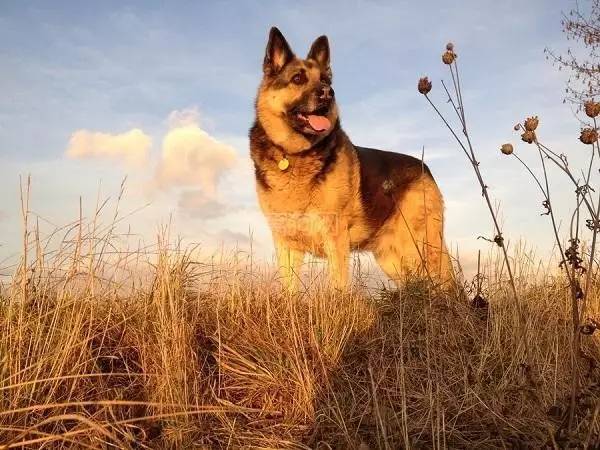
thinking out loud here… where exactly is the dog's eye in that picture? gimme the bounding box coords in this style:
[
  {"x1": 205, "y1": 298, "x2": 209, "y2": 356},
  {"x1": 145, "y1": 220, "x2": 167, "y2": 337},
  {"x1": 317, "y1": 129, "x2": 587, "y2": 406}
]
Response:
[
  {"x1": 291, "y1": 72, "x2": 307, "y2": 85},
  {"x1": 320, "y1": 75, "x2": 331, "y2": 85}
]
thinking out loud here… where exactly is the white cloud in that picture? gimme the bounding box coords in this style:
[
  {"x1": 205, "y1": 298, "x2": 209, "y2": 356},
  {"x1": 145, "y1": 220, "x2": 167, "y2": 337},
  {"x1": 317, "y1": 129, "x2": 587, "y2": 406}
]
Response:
[
  {"x1": 65, "y1": 128, "x2": 151, "y2": 167},
  {"x1": 167, "y1": 107, "x2": 202, "y2": 129},
  {"x1": 154, "y1": 109, "x2": 237, "y2": 197},
  {"x1": 62, "y1": 108, "x2": 238, "y2": 222}
]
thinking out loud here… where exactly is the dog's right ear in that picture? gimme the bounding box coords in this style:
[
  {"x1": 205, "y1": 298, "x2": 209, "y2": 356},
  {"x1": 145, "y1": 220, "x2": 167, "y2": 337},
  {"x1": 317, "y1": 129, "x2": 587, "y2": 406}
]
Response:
[{"x1": 263, "y1": 27, "x2": 294, "y2": 76}]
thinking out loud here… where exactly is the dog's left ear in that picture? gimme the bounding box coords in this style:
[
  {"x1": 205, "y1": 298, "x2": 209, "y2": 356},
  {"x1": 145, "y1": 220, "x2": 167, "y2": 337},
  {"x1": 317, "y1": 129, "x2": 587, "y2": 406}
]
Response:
[{"x1": 307, "y1": 35, "x2": 331, "y2": 73}]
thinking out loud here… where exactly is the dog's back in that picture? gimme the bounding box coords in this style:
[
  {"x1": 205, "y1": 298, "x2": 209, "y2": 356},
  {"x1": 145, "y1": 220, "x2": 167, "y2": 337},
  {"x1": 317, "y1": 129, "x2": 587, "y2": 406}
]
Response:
[{"x1": 355, "y1": 146, "x2": 431, "y2": 239}]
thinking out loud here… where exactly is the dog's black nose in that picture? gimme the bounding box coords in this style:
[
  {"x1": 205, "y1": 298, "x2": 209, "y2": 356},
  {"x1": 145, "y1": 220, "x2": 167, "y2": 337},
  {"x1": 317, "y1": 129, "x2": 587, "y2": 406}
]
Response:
[{"x1": 319, "y1": 85, "x2": 333, "y2": 100}]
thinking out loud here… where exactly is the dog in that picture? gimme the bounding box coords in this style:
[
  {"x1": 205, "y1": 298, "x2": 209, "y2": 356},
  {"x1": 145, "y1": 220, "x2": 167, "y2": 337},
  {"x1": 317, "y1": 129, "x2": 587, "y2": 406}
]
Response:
[{"x1": 250, "y1": 27, "x2": 452, "y2": 290}]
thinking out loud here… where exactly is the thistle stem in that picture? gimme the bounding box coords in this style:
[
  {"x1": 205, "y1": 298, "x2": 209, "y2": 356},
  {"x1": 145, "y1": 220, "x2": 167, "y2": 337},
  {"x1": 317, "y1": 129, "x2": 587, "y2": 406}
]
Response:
[{"x1": 423, "y1": 96, "x2": 522, "y2": 322}]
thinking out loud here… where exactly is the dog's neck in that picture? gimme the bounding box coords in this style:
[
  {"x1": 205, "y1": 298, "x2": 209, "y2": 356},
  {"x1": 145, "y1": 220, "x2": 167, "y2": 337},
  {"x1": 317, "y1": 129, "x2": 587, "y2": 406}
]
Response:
[
  {"x1": 256, "y1": 109, "x2": 314, "y2": 154},
  {"x1": 250, "y1": 118, "x2": 340, "y2": 157},
  {"x1": 249, "y1": 119, "x2": 342, "y2": 189}
]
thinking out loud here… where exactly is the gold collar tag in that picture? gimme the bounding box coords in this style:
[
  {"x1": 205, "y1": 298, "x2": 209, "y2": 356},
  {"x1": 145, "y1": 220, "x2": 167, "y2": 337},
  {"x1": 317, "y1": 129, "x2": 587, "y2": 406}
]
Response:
[{"x1": 278, "y1": 157, "x2": 290, "y2": 171}]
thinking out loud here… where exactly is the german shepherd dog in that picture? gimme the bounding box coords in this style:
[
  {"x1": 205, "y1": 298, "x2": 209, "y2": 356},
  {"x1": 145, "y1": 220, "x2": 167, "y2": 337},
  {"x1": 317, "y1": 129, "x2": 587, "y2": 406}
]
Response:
[{"x1": 250, "y1": 27, "x2": 452, "y2": 290}]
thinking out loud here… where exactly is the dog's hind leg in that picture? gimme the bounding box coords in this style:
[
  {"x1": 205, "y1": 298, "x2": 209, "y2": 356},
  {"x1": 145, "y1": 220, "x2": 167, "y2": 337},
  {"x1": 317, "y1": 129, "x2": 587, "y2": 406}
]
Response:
[
  {"x1": 275, "y1": 240, "x2": 305, "y2": 292},
  {"x1": 373, "y1": 244, "x2": 421, "y2": 285},
  {"x1": 373, "y1": 176, "x2": 453, "y2": 286}
]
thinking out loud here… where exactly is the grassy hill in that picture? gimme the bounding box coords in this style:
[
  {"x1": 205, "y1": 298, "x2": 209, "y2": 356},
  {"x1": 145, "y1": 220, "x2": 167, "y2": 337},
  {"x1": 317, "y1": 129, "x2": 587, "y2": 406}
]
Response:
[{"x1": 0, "y1": 235, "x2": 598, "y2": 449}]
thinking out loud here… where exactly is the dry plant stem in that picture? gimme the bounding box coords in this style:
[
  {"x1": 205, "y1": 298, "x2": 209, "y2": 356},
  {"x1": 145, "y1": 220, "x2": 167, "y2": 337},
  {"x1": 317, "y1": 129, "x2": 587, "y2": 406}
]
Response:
[
  {"x1": 584, "y1": 137, "x2": 596, "y2": 194},
  {"x1": 535, "y1": 140, "x2": 585, "y2": 432},
  {"x1": 581, "y1": 118, "x2": 600, "y2": 322},
  {"x1": 532, "y1": 144, "x2": 578, "y2": 292},
  {"x1": 534, "y1": 137, "x2": 600, "y2": 307},
  {"x1": 19, "y1": 175, "x2": 31, "y2": 304},
  {"x1": 512, "y1": 154, "x2": 547, "y2": 196},
  {"x1": 449, "y1": 62, "x2": 466, "y2": 130},
  {"x1": 423, "y1": 94, "x2": 521, "y2": 317},
  {"x1": 582, "y1": 192, "x2": 600, "y2": 321},
  {"x1": 438, "y1": 68, "x2": 519, "y2": 312},
  {"x1": 529, "y1": 123, "x2": 600, "y2": 434},
  {"x1": 534, "y1": 142, "x2": 581, "y2": 432},
  {"x1": 574, "y1": 190, "x2": 600, "y2": 433},
  {"x1": 537, "y1": 142, "x2": 597, "y2": 218},
  {"x1": 512, "y1": 150, "x2": 577, "y2": 298}
]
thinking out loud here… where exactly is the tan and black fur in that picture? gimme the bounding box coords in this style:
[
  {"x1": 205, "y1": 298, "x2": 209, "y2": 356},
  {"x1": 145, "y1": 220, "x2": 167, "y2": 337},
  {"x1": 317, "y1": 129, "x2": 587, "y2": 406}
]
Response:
[{"x1": 250, "y1": 27, "x2": 452, "y2": 289}]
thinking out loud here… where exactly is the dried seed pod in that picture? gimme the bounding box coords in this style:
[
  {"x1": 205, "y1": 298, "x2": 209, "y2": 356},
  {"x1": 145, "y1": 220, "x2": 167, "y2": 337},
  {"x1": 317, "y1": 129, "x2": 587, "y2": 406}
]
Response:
[
  {"x1": 580, "y1": 127, "x2": 598, "y2": 144},
  {"x1": 513, "y1": 123, "x2": 521, "y2": 131},
  {"x1": 584, "y1": 100, "x2": 600, "y2": 118},
  {"x1": 500, "y1": 143, "x2": 514, "y2": 155},
  {"x1": 471, "y1": 294, "x2": 489, "y2": 309},
  {"x1": 446, "y1": 42, "x2": 454, "y2": 51},
  {"x1": 524, "y1": 116, "x2": 539, "y2": 131},
  {"x1": 580, "y1": 324, "x2": 596, "y2": 335},
  {"x1": 493, "y1": 235, "x2": 504, "y2": 247},
  {"x1": 521, "y1": 130, "x2": 536, "y2": 144},
  {"x1": 418, "y1": 76, "x2": 432, "y2": 95},
  {"x1": 442, "y1": 51, "x2": 456, "y2": 65}
]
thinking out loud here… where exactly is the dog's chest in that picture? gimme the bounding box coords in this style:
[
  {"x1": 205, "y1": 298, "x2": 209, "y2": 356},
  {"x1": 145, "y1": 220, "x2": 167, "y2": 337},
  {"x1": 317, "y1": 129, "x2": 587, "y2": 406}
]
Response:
[
  {"x1": 259, "y1": 165, "x2": 344, "y2": 218},
  {"x1": 256, "y1": 158, "x2": 352, "y2": 253}
]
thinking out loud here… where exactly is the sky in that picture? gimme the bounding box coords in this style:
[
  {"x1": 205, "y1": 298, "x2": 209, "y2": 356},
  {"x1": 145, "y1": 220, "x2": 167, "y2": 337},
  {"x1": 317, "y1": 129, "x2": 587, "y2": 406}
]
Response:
[{"x1": 0, "y1": 0, "x2": 593, "y2": 276}]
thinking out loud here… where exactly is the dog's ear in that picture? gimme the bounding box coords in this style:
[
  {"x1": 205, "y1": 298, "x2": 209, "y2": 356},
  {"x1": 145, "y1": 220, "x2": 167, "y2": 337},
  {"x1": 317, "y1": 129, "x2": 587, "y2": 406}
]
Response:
[
  {"x1": 263, "y1": 27, "x2": 294, "y2": 76},
  {"x1": 307, "y1": 35, "x2": 330, "y2": 73}
]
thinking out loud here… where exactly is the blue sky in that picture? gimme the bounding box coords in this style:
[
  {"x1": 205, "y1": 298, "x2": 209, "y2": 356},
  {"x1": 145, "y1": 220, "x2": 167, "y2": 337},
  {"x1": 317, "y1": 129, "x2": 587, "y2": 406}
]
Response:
[{"x1": 0, "y1": 0, "x2": 590, "y2": 273}]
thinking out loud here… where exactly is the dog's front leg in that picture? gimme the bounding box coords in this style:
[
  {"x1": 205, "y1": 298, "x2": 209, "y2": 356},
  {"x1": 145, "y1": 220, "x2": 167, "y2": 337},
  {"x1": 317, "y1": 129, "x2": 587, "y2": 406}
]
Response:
[
  {"x1": 324, "y1": 225, "x2": 350, "y2": 290},
  {"x1": 275, "y1": 239, "x2": 304, "y2": 293}
]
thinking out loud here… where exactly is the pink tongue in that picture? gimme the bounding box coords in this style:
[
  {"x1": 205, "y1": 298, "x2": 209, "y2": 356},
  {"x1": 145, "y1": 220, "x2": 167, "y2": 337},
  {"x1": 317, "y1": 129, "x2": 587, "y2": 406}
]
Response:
[{"x1": 307, "y1": 115, "x2": 331, "y2": 132}]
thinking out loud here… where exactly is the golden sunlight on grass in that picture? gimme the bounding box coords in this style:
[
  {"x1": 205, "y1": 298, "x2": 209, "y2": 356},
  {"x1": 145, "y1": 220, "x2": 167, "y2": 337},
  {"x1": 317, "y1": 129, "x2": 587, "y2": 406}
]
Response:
[{"x1": 0, "y1": 200, "x2": 598, "y2": 449}]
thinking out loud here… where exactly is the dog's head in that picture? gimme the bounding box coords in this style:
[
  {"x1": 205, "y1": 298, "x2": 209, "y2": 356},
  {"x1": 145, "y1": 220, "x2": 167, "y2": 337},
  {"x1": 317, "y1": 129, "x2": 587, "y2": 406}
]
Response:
[{"x1": 255, "y1": 27, "x2": 339, "y2": 154}]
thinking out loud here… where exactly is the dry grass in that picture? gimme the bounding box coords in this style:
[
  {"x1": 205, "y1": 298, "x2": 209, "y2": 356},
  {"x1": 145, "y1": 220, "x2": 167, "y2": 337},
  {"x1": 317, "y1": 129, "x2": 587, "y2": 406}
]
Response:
[{"x1": 0, "y1": 213, "x2": 598, "y2": 450}]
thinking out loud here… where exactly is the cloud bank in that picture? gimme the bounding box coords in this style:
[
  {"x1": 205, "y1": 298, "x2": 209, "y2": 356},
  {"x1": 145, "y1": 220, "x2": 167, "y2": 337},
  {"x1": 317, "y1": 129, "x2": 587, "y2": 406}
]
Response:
[
  {"x1": 65, "y1": 129, "x2": 151, "y2": 167},
  {"x1": 155, "y1": 109, "x2": 237, "y2": 197},
  {"x1": 65, "y1": 108, "x2": 240, "y2": 221}
]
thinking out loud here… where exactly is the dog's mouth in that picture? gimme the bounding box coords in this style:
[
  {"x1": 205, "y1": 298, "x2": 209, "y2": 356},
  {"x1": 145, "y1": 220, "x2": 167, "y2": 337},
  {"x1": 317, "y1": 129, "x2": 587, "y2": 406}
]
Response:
[{"x1": 290, "y1": 105, "x2": 332, "y2": 133}]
